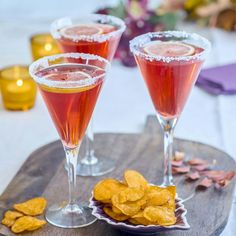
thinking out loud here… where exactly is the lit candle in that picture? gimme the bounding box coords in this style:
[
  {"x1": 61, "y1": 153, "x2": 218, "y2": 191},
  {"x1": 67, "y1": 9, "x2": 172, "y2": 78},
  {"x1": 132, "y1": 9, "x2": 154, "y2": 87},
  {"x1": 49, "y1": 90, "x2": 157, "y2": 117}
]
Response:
[
  {"x1": 0, "y1": 66, "x2": 37, "y2": 111},
  {"x1": 6, "y1": 79, "x2": 31, "y2": 101},
  {"x1": 30, "y1": 33, "x2": 61, "y2": 60}
]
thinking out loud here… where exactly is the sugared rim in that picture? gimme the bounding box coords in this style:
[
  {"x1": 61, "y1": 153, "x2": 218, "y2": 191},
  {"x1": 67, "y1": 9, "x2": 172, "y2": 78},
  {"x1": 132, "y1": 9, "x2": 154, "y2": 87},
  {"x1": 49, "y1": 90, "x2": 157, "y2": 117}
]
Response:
[
  {"x1": 130, "y1": 31, "x2": 211, "y2": 63},
  {"x1": 29, "y1": 53, "x2": 110, "y2": 88},
  {"x1": 51, "y1": 14, "x2": 126, "y2": 43}
]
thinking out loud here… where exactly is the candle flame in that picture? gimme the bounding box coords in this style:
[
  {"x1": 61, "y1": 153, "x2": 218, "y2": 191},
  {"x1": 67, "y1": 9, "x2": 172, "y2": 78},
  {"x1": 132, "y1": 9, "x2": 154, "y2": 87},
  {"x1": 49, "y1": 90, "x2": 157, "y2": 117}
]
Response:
[
  {"x1": 44, "y1": 43, "x2": 52, "y2": 51},
  {"x1": 16, "y1": 79, "x2": 23, "y2": 87}
]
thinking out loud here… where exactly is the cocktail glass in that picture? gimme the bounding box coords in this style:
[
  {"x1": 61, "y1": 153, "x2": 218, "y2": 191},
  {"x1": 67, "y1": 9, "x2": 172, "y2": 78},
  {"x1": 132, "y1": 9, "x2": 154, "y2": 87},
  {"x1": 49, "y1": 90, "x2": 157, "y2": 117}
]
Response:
[
  {"x1": 130, "y1": 31, "x2": 211, "y2": 186},
  {"x1": 29, "y1": 53, "x2": 109, "y2": 228},
  {"x1": 51, "y1": 14, "x2": 126, "y2": 176}
]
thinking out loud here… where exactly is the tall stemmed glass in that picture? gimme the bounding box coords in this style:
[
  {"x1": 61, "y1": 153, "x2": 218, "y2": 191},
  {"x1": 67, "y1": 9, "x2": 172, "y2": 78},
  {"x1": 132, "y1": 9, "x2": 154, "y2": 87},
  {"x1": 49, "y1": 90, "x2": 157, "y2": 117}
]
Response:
[
  {"x1": 29, "y1": 53, "x2": 109, "y2": 228},
  {"x1": 51, "y1": 14, "x2": 126, "y2": 176},
  {"x1": 130, "y1": 31, "x2": 211, "y2": 186}
]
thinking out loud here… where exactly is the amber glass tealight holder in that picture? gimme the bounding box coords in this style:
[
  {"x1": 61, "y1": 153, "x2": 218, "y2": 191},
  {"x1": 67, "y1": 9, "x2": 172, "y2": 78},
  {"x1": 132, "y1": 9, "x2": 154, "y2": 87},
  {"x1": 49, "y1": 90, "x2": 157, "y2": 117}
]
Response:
[
  {"x1": 0, "y1": 65, "x2": 37, "y2": 111},
  {"x1": 30, "y1": 33, "x2": 60, "y2": 61}
]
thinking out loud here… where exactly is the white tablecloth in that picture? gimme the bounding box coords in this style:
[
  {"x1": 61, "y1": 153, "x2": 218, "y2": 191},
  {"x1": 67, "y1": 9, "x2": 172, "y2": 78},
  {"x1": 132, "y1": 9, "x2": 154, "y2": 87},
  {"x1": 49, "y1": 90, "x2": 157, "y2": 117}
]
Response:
[{"x1": 0, "y1": 0, "x2": 236, "y2": 235}]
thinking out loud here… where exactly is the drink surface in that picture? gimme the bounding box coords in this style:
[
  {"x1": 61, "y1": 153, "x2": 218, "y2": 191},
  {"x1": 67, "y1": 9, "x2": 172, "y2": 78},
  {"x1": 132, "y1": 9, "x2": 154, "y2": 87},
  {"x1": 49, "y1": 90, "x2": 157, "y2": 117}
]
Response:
[
  {"x1": 36, "y1": 64, "x2": 104, "y2": 148},
  {"x1": 58, "y1": 23, "x2": 121, "y2": 61},
  {"x1": 135, "y1": 41, "x2": 203, "y2": 119}
]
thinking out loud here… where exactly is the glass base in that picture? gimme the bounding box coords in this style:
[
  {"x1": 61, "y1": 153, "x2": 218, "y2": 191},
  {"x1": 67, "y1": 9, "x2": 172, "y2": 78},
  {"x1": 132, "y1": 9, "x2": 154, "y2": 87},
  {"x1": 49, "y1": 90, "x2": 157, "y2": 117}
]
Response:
[
  {"x1": 45, "y1": 202, "x2": 96, "y2": 228},
  {"x1": 76, "y1": 155, "x2": 115, "y2": 176}
]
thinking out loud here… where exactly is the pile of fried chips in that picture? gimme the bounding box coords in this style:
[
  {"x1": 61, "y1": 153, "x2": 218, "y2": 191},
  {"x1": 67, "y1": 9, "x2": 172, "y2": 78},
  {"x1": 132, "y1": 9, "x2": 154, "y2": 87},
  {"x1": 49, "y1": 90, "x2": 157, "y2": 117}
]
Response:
[
  {"x1": 1, "y1": 197, "x2": 47, "y2": 233},
  {"x1": 93, "y1": 170, "x2": 177, "y2": 226}
]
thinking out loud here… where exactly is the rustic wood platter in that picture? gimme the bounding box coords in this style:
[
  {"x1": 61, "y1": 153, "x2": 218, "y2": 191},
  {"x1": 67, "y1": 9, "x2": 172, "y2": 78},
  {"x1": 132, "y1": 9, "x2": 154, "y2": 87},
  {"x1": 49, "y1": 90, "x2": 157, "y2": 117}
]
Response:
[{"x1": 0, "y1": 115, "x2": 235, "y2": 236}]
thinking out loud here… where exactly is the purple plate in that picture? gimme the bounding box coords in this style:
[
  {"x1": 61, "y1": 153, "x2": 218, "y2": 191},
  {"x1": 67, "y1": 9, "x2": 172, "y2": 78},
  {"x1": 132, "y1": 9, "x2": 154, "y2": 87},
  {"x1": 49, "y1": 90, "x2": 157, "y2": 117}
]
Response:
[{"x1": 89, "y1": 194, "x2": 190, "y2": 234}]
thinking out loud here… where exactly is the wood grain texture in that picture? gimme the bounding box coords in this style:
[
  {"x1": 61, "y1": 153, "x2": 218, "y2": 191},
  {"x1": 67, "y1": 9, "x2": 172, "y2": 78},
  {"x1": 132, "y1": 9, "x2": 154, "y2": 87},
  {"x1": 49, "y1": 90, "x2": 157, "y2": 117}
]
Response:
[{"x1": 0, "y1": 115, "x2": 235, "y2": 236}]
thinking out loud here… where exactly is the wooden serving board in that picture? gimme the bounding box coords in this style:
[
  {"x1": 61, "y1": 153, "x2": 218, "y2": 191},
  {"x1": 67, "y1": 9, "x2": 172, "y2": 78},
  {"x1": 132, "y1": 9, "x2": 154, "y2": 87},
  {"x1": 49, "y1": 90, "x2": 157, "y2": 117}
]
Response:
[{"x1": 0, "y1": 116, "x2": 235, "y2": 236}]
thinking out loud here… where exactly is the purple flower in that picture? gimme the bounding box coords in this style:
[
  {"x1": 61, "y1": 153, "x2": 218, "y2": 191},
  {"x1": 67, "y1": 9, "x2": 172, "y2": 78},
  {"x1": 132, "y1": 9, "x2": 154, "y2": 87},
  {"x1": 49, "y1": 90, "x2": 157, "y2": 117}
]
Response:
[{"x1": 95, "y1": 8, "x2": 110, "y2": 15}]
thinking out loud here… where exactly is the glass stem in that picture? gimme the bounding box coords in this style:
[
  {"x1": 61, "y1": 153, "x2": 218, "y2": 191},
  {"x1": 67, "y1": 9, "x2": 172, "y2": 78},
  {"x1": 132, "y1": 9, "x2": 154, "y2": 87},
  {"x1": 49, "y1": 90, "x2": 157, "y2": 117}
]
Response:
[
  {"x1": 163, "y1": 129, "x2": 174, "y2": 186},
  {"x1": 64, "y1": 146, "x2": 80, "y2": 207},
  {"x1": 85, "y1": 126, "x2": 95, "y2": 161},
  {"x1": 82, "y1": 119, "x2": 98, "y2": 165}
]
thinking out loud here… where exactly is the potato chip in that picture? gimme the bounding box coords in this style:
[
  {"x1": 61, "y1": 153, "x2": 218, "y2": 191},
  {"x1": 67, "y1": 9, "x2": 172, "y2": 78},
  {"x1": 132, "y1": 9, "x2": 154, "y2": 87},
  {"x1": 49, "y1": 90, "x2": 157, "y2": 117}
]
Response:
[
  {"x1": 94, "y1": 179, "x2": 126, "y2": 203},
  {"x1": 135, "y1": 196, "x2": 147, "y2": 208},
  {"x1": 118, "y1": 188, "x2": 144, "y2": 203},
  {"x1": 4, "y1": 210, "x2": 23, "y2": 220},
  {"x1": 132, "y1": 211, "x2": 144, "y2": 218},
  {"x1": 163, "y1": 198, "x2": 175, "y2": 211},
  {"x1": 2, "y1": 218, "x2": 15, "y2": 227},
  {"x1": 147, "y1": 185, "x2": 175, "y2": 198},
  {"x1": 166, "y1": 186, "x2": 176, "y2": 199},
  {"x1": 94, "y1": 170, "x2": 177, "y2": 227},
  {"x1": 112, "y1": 205, "x2": 122, "y2": 214},
  {"x1": 1, "y1": 210, "x2": 24, "y2": 228},
  {"x1": 112, "y1": 194, "x2": 141, "y2": 216},
  {"x1": 103, "y1": 207, "x2": 129, "y2": 221},
  {"x1": 128, "y1": 218, "x2": 141, "y2": 225},
  {"x1": 11, "y1": 216, "x2": 46, "y2": 233},
  {"x1": 14, "y1": 197, "x2": 47, "y2": 216},
  {"x1": 147, "y1": 185, "x2": 164, "y2": 193},
  {"x1": 124, "y1": 170, "x2": 148, "y2": 190},
  {"x1": 145, "y1": 189, "x2": 171, "y2": 207},
  {"x1": 129, "y1": 211, "x2": 152, "y2": 225},
  {"x1": 143, "y1": 206, "x2": 176, "y2": 226},
  {"x1": 129, "y1": 217, "x2": 151, "y2": 226}
]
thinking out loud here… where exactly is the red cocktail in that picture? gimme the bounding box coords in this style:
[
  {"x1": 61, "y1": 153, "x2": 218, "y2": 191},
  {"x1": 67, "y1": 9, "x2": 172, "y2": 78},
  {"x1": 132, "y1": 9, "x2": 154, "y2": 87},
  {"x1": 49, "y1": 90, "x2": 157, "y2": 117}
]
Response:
[
  {"x1": 130, "y1": 32, "x2": 211, "y2": 186},
  {"x1": 29, "y1": 53, "x2": 109, "y2": 228},
  {"x1": 136, "y1": 42, "x2": 203, "y2": 119},
  {"x1": 51, "y1": 14, "x2": 125, "y2": 177},
  {"x1": 37, "y1": 64, "x2": 105, "y2": 148},
  {"x1": 58, "y1": 23, "x2": 119, "y2": 61},
  {"x1": 51, "y1": 14, "x2": 125, "y2": 61}
]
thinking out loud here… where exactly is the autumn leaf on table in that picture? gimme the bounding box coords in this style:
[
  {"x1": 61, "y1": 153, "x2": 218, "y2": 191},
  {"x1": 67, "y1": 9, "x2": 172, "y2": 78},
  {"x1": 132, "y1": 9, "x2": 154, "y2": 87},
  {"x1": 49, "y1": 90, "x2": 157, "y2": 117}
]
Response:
[
  {"x1": 197, "y1": 178, "x2": 213, "y2": 189},
  {"x1": 215, "y1": 171, "x2": 236, "y2": 189},
  {"x1": 202, "y1": 170, "x2": 226, "y2": 181},
  {"x1": 192, "y1": 164, "x2": 210, "y2": 172},
  {"x1": 188, "y1": 158, "x2": 209, "y2": 166},
  {"x1": 186, "y1": 172, "x2": 200, "y2": 181},
  {"x1": 171, "y1": 160, "x2": 183, "y2": 167},
  {"x1": 172, "y1": 166, "x2": 190, "y2": 174},
  {"x1": 173, "y1": 151, "x2": 185, "y2": 161}
]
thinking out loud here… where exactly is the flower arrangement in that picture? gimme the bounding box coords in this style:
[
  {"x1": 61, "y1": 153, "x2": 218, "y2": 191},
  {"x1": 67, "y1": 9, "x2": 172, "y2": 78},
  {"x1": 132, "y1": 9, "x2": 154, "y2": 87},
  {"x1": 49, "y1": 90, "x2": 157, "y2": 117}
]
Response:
[
  {"x1": 96, "y1": 0, "x2": 236, "y2": 66},
  {"x1": 184, "y1": 0, "x2": 236, "y2": 31},
  {"x1": 96, "y1": 0, "x2": 181, "y2": 66}
]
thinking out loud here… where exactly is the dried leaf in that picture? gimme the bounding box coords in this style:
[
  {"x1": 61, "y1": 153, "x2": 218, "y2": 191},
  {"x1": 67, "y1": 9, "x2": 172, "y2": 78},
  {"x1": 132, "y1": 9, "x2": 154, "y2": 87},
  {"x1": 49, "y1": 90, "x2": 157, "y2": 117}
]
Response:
[
  {"x1": 188, "y1": 158, "x2": 208, "y2": 166},
  {"x1": 171, "y1": 160, "x2": 183, "y2": 167},
  {"x1": 203, "y1": 170, "x2": 226, "y2": 182},
  {"x1": 172, "y1": 166, "x2": 190, "y2": 174},
  {"x1": 214, "y1": 171, "x2": 235, "y2": 190},
  {"x1": 224, "y1": 171, "x2": 236, "y2": 181},
  {"x1": 197, "y1": 178, "x2": 213, "y2": 189},
  {"x1": 215, "y1": 179, "x2": 231, "y2": 189},
  {"x1": 192, "y1": 164, "x2": 209, "y2": 172},
  {"x1": 185, "y1": 172, "x2": 200, "y2": 181},
  {"x1": 173, "y1": 151, "x2": 185, "y2": 161}
]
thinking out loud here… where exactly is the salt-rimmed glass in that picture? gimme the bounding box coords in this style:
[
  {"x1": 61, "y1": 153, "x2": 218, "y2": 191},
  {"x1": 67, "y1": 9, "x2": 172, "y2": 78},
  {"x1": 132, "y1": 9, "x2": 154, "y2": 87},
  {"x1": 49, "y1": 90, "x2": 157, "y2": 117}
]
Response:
[
  {"x1": 51, "y1": 14, "x2": 126, "y2": 44},
  {"x1": 51, "y1": 14, "x2": 126, "y2": 177},
  {"x1": 130, "y1": 31, "x2": 211, "y2": 186},
  {"x1": 29, "y1": 53, "x2": 110, "y2": 228}
]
